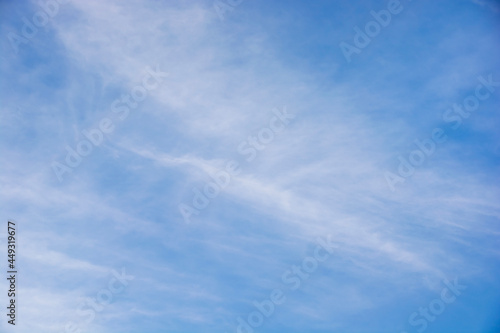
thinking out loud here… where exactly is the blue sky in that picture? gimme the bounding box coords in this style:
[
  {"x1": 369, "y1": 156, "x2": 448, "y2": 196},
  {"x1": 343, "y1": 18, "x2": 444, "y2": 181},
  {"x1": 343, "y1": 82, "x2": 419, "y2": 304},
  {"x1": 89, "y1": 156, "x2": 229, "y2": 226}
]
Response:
[{"x1": 0, "y1": 0, "x2": 499, "y2": 332}]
